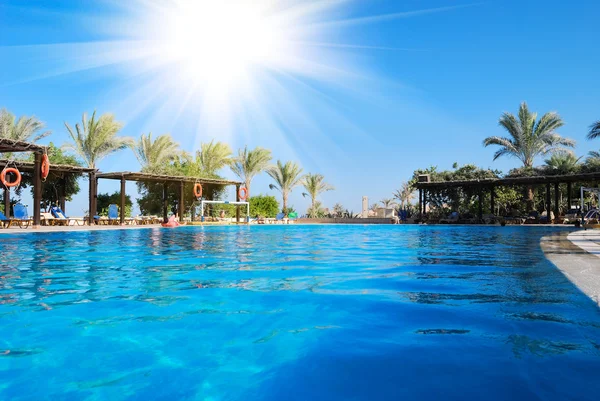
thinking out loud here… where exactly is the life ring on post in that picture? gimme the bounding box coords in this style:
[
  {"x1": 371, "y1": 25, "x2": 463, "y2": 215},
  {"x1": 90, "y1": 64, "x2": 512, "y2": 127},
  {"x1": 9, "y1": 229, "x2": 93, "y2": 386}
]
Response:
[
  {"x1": 1, "y1": 168, "x2": 22, "y2": 188},
  {"x1": 238, "y1": 187, "x2": 248, "y2": 201},
  {"x1": 41, "y1": 154, "x2": 50, "y2": 181},
  {"x1": 193, "y1": 183, "x2": 203, "y2": 198}
]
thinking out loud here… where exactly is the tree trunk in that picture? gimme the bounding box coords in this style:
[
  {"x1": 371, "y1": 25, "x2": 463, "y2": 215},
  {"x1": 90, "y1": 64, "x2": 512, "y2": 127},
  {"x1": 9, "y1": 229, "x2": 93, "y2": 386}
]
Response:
[{"x1": 282, "y1": 192, "x2": 288, "y2": 213}]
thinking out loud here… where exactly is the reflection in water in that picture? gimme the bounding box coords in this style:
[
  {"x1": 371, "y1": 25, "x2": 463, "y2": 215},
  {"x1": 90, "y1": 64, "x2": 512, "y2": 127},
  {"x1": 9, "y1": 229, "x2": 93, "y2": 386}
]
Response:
[{"x1": 0, "y1": 225, "x2": 599, "y2": 400}]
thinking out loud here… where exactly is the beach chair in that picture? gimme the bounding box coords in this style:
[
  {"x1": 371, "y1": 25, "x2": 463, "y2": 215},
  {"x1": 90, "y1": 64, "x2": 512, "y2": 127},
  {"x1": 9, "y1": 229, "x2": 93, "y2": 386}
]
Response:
[
  {"x1": 41, "y1": 212, "x2": 58, "y2": 226},
  {"x1": 288, "y1": 212, "x2": 298, "y2": 224},
  {"x1": 107, "y1": 204, "x2": 120, "y2": 225},
  {"x1": 0, "y1": 211, "x2": 16, "y2": 228},
  {"x1": 51, "y1": 206, "x2": 85, "y2": 226},
  {"x1": 275, "y1": 212, "x2": 285, "y2": 224},
  {"x1": 12, "y1": 203, "x2": 32, "y2": 228}
]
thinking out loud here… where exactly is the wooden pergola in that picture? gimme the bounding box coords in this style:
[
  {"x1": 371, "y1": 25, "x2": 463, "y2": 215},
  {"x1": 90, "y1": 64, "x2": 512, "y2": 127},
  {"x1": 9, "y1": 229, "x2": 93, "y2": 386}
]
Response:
[
  {"x1": 415, "y1": 171, "x2": 600, "y2": 222},
  {"x1": 96, "y1": 171, "x2": 243, "y2": 224},
  {"x1": 0, "y1": 158, "x2": 96, "y2": 224},
  {"x1": 1, "y1": 139, "x2": 48, "y2": 227}
]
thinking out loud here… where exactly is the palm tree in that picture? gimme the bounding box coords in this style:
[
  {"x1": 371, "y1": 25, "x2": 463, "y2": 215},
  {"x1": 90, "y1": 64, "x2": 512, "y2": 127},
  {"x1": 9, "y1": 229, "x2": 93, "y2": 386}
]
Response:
[
  {"x1": 302, "y1": 173, "x2": 334, "y2": 217},
  {"x1": 332, "y1": 203, "x2": 345, "y2": 218},
  {"x1": 0, "y1": 108, "x2": 50, "y2": 142},
  {"x1": 586, "y1": 150, "x2": 600, "y2": 165},
  {"x1": 267, "y1": 160, "x2": 304, "y2": 213},
  {"x1": 544, "y1": 152, "x2": 582, "y2": 174},
  {"x1": 393, "y1": 181, "x2": 413, "y2": 208},
  {"x1": 483, "y1": 102, "x2": 575, "y2": 208},
  {"x1": 380, "y1": 198, "x2": 396, "y2": 209},
  {"x1": 230, "y1": 146, "x2": 272, "y2": 197},
  {"x1": 64, "y1": 111, "x2": 133, "y2": 168},
  {"x1": 132, "y1": 133, "x2": 180, "y2": 172},
  {"x1": 588, "y1": 121, "x2": 600, "y2": 140},
  {"x1": 196, "y1": 140, "x2": 232, "y2": 176}
]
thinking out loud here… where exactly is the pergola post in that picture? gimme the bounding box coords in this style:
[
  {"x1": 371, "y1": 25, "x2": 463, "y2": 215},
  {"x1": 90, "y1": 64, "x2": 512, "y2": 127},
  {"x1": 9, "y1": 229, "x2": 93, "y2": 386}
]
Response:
[
  {"x1": 546, "y1": 183, "x2": 552, "y2": 223},
  {"x1": 32, "y1": 152, "x2": 42, "y2": 228},
  {"x1": 120, "y1": 176, "x2": 126, "y2": 225},
  {"x1": 163, "y1": 182, "x2": 169, "y2": 223},
  {"x1": 88, "y1": 172, "x2": 95, "y2": 225},
  {"x1": 235, "y1": 184, "x2": 240, "y2": 223},
  {"x1": 59, "y1": 177, "x2": 66, "y2": 213},
  {"x1": 567, "y1": 182, "x2": 572, "y2": 212},
  {"x1": 554, "y1": 182, "x2": 560, "y2": 218},
  {"x1": 477, "y1": 186, "x2": 483, "y2": 222},
  {"x1": 94, "y1": 176, "x2": 98, "y2": 223},
  {"x1": 490, "y1": 186, "x2": 496, "y2": 215},
  {"x1": 179, "y1": 181, "x2": 184, "y2": 221},
  {"x1": 423, "y1": 189, "x2": 427, "y2": 216},
  {"x1": 3, "y1": 187, "x2": 10, "y2": 217}
]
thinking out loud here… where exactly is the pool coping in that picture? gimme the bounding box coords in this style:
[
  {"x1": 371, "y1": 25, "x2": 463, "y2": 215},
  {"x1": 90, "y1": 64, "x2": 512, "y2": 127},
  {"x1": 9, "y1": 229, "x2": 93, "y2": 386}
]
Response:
[{"x1": 541, "y1": 229, "x2": 600, "y2": 307}]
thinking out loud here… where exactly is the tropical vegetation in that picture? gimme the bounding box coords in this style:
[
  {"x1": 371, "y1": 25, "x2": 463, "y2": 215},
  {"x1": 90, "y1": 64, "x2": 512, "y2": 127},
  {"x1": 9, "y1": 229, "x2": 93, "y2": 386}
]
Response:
[
  {"x1": 267, "y1": 160, "x2": 304, "y2": 214},
  {"x1": 482, "y1": 102, "x2": 575, "y2": 209},
  {"x1": 4, "y1": 101, "x2": 600, "y2": 220},
  {"x1": 302, "y1": 173, "x2": 334, "y2": 218},
  {"x1": 64, "y1": 111, "x2": 133, "y2": 169},
  {"x1": 230, "y1": 146, "x2": 272, "y2": 198}
]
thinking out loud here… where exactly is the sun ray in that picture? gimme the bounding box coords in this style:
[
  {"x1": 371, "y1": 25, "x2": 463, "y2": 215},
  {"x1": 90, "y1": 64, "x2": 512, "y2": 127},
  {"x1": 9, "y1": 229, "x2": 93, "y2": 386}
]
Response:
[{"x1": 2, "y1": 0, "x2": 477, "y2": 163}]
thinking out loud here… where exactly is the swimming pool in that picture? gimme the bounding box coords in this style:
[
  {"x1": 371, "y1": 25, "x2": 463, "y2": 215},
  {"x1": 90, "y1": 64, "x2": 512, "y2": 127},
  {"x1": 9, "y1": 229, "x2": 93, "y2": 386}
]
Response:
[{"x1": 1, "y1": 225, "x2": 599, "y2": 400}]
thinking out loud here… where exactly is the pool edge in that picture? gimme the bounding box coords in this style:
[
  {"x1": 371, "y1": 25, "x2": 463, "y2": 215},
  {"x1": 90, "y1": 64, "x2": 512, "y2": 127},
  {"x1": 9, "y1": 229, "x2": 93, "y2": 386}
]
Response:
[{"x1": 541, "y1": 230, "x2": 600, "y2": 307}]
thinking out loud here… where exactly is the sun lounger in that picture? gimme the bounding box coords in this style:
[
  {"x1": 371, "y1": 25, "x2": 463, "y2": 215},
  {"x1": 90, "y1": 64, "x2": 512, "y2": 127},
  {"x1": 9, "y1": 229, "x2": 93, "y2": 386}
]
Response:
[
  {"x1": 12, "y1": 204, "x2": 32, "y2": 228},
  {"x1": 50, "y1": 206, "x2": 85, "y2": 226},
  {"x1": 107, "y1": 204, "x2": 120, "y2": 225},
  {"x1": 41, "y1": 212, "x2": 59, "y2": 226},
  {"x1": 0, "y1": 211, "x2": 16, "y2": 228}
]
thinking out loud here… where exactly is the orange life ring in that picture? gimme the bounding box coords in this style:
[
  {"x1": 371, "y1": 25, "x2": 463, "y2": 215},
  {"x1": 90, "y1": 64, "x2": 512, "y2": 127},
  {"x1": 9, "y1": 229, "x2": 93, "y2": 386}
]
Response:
[
  {"x1": 1, "y1": 168, "x2": 22, "y2": 188},
  {"x1": 193, "y1": 183, "x2": 203, "y2": 198},
  {"x1": 41, "y1": 154, "x2": 50, "y2": 180},
  {"x1": 238, "y1": 187, "x2": 248, "y2": 201}
]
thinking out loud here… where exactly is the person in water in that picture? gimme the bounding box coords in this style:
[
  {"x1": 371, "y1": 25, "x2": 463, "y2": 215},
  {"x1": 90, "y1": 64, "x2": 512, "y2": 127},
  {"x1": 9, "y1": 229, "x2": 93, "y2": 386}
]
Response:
[{"x1": 162, "y1": 214, "x2": 180, "y2": 227}]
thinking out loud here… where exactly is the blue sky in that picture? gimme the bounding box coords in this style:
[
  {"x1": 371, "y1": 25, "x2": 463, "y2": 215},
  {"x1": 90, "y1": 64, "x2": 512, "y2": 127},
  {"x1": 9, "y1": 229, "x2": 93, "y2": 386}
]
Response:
[{"x1": 1, "y1": 0, "x2": 599, "y2": 215}]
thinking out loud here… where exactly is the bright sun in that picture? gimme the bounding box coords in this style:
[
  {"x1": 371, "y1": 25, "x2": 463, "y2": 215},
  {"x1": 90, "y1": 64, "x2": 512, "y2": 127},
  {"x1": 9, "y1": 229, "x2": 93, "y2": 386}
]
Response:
[{"x1": 157, "y1": 1, "x2": 283, "y2": 86}]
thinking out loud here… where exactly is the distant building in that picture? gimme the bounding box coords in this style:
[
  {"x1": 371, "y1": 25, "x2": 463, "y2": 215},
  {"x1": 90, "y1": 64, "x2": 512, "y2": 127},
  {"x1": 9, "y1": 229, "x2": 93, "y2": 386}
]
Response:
[{"x1": 362, "y1": 196, "x2": 369, "y2": 218}]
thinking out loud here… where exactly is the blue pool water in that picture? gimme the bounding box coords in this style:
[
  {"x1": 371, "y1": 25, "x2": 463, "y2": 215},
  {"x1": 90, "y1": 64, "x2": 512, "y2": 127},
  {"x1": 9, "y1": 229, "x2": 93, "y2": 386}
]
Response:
[{"x1": 1, "y1": 225, "x2": 599, "y2": 400}]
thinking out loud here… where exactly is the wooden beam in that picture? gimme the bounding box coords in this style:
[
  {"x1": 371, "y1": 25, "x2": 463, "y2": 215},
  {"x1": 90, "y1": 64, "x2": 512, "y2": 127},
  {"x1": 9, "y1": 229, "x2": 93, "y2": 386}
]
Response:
[
  {"x1": 120, "y1": 176, "x2": 126, "y2": 225},
  {"x1": 567, "y1": 182, "x2": 572, "y2": 211},
  {"x1": 32, "y1": 152, "x2": 42, "y2": 228}
]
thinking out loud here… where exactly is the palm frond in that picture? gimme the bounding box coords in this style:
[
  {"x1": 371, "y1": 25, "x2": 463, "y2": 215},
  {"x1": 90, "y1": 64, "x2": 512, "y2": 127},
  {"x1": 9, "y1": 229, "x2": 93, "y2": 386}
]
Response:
[{"x1": 588, "y1": 121, "x2": 600, "y2": 140}]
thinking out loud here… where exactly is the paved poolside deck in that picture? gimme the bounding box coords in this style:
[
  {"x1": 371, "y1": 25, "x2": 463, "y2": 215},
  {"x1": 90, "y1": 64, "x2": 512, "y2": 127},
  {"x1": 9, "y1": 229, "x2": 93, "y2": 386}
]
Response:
[
  {"x1": 542, "y1": 230, "x2": 600, "y2": 306},
  {"x1": 0, "y1": 224, "x2": 163, "y2": 234}
]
